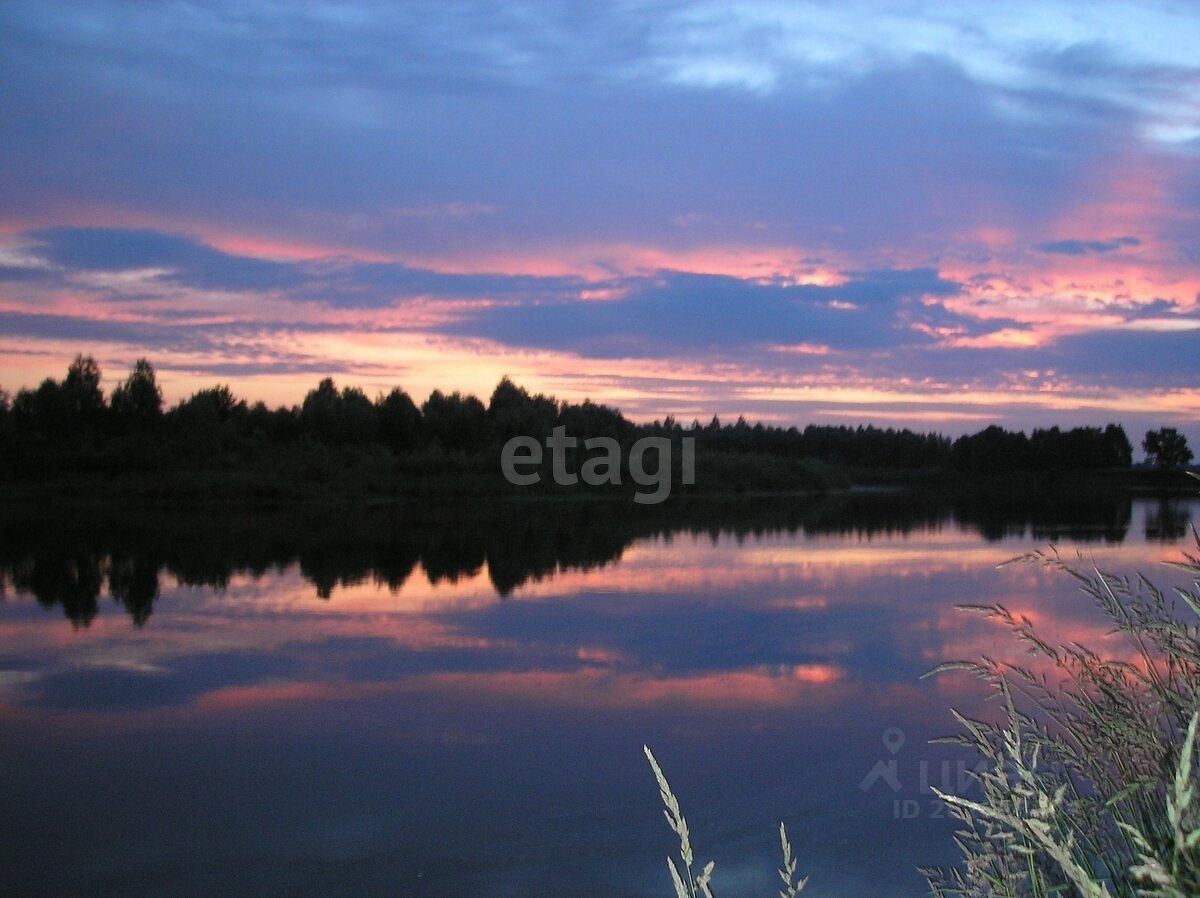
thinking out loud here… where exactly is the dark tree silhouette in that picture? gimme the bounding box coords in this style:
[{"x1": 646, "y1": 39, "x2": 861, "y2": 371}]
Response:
[
  {"x1": 300, "y1": 378, "x2": 378, "y2": 444},
  {"x1": 110, "y1": 358, "x2": 163, "y2": 428},
  {"x1": 107, "y1": 552, "x2": 160, "y2": 626},
  {"x1": 12, "y1": 379, "x2": 68, "y2": 433},
  {"x1": 16, "y1": 550, "x2": 105, "y2": 626},
  {"x1": 62, "y1": 354, "x2": 106, "y2": 428},
  {"x1": 557, "y1": 397, "x2": 630, "y2": 443},
  {"x1": 0, "y1": 388, "x2": 10, "y2": 442},
  {"x1": 952, "y1": 425, "x2": 1030, "y2": 473},
  {"x1": 175, "y1": 385, "x2": 245, "y2": 427},
  {"x1": 487, "y1": 376, "x2": 558, "y2": 444},
  {"x1": 1104, "y1": 423, "x2": 1134, "y2": 467},
  {"x1": 1145, "y1": 497, "x2": 1190, "y2": 542},
  {"x1": 422, "y1": 389, "x2": 487, "y2": 450},
  {"x1": 9, "y1": 354, "x2": 106, "y2": 439},
  {"x1": 376, "y1": 387, "x2": 423, "y2": 451},
  {"x1": 1143, "y1": 427, "x2": 1194, "y2": 469}
]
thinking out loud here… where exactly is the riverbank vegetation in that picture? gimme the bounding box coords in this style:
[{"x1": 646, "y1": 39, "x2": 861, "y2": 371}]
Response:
[
  {"x1": 643, "y1": 506, "x2": 1200, "y2": 897},
  {"x1": 0, "y1": 355, "x2": 1189, "y2": 502},
  {"x1": 919, "y1": 531, "x2": 1200, "y2": 897}
]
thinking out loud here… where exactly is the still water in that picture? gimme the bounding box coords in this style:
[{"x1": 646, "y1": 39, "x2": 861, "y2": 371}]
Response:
[{"x1": 0, "y1": 492, "x2": 1196, "y2": 897}]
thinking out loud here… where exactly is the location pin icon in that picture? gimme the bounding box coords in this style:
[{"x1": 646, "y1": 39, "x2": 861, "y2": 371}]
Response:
[{"x1": 882, "y1": 727, "x2": 905, "y2": 755}]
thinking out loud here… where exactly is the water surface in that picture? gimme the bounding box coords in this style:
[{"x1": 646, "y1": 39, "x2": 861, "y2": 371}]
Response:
[{"x1": 1, "y1": 492, "x2": 1196, "y2": 897}]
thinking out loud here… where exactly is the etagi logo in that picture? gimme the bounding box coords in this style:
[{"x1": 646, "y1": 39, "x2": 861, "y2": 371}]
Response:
[{"x1": 501, "y1": 426, "x2": 695, "y2": 505}]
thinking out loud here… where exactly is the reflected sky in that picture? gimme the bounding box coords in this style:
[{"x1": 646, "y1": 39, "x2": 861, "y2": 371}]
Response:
[{"x1": 0, "y1": 495, "x2": 1197, "y2": 897}]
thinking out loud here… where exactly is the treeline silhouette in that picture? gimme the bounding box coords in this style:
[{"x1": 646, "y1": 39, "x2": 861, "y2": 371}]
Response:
[
  {"x1": 0, "y1": 490, "x2": 1151, "y2": 626},
  {"x1": 0, "y1": 356, "x2": 1135, "y2": 498}
]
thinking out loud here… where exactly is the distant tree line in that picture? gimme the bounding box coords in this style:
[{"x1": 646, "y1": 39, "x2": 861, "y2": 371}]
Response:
[
  {"x1": 949, "y1": 423, "x2": 1134, "y2": 473},
  {"x1": 0, "y1": 356, "x2": 1185, "y2": 489}
]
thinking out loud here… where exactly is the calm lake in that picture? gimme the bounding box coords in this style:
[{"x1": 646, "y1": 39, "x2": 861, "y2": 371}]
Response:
[{"x1": 1, "y1": 491, "x2": 1197, "y2": 897}]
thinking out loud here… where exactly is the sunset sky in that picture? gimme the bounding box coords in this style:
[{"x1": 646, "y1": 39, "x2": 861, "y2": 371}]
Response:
[{"x1": 1, "y1": 1, "x2": 1197, "y2": 439}]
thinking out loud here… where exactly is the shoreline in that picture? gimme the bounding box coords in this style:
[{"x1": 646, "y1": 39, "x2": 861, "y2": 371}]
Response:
[{"x1": 1, "y1": 465, "x2": 1194, "y2": 511}]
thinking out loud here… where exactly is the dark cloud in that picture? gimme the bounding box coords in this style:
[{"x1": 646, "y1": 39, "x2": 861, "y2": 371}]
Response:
[
  {"x1": 26, "y1": 651, "x2": 297, "y2": 711},
  {"x1": 30, "y1": 228, "x2": 306, "y2": 291},
  {"x1": 301, "y1": 262, "x2": 588, "y2": 308},
  {"x1": 3, "y1": 231, "x2": 1038, "y2": 360},
  {"x1": 0, "y1": 310, "x2": 194, "y2": 346},
  {"x1": 4, "y1": 225, "x2": 1194, "y2": 402},
  {"x1": 1114, "y1": 297, "x2": 1181, "y2": 318},
  {"x1": 881, "y1": 324, "x2": 1200, "y2": 391},
  {"x1": 1035, "y1": 236, "x2": 1142, "y2": 256},
  {"x1": 18, "y1": 227, "x2": 587, "y2": 307},
  {"x1": 1049, "y1": 327, "x2": 1200, "y2": 382},
  {"x1": 444, "y1": 268, "x2": 981, "y2": 356}
]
